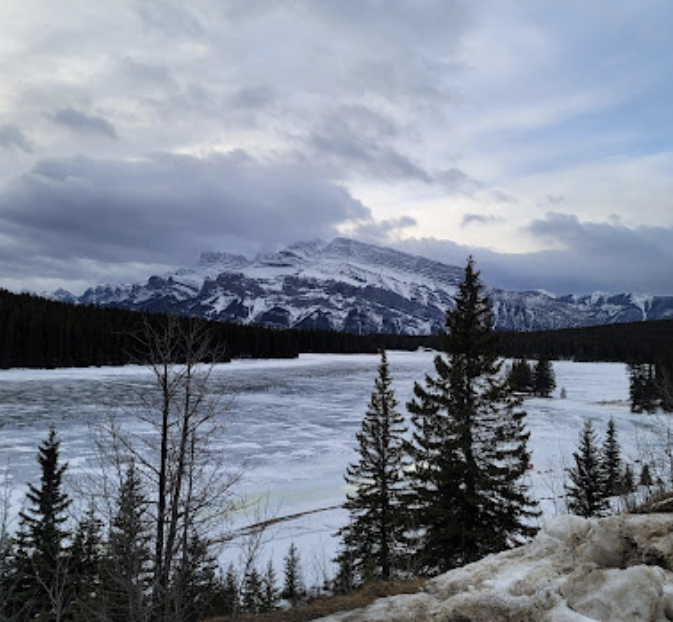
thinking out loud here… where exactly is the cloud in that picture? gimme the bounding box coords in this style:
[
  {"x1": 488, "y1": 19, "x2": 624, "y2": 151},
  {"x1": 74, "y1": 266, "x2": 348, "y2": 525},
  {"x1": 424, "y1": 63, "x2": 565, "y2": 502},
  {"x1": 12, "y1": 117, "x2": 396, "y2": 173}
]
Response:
[
  {"x1": 437, "y1": 168, "x2": 484, "y2": 195},
  {"x1": 461, "y1": 213, "x2": 500, "y2": 227},
  {"x1": 48, "y1": 109, "x2": 119, "y2": 139},
  {"x1": 229, "y1": 85, "x2": 277, "y2": 110},
  {"x1": 306, "y1": 105, "x2": 432, "y2": 183},
  {"x1": 0, "y1": 125, "x2": 34, "y2": 153},
  {"x1": 395, "y1": 212, "x2": 673, "y2": 295},
  {"x1": 350, "y1": 215, "x2": 417, "y2": 244},
  {"x1": 0, "y1": 153, "x2": 370, "y2": 287},
  {"x1": 526, "y1": 211, "x2": 665, "y2": 258}
]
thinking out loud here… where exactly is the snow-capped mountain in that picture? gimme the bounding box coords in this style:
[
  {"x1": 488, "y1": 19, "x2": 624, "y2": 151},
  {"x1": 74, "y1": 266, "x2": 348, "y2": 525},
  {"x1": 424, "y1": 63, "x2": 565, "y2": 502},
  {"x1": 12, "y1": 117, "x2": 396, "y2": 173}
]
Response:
[{"x1": 53, "y1": 238, "x2": 673, "y2": 334}]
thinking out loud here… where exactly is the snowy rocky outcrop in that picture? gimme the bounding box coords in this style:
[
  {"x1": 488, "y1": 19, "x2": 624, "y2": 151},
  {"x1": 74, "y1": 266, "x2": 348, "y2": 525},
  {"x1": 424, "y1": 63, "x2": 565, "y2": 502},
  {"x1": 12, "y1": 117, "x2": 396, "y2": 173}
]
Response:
[
  {"x1": 50, "y1": 238, "x2": 673, "y2": 334},
  {"x1": 318, "y1": 514, "x2": 673, "y2": 622}
]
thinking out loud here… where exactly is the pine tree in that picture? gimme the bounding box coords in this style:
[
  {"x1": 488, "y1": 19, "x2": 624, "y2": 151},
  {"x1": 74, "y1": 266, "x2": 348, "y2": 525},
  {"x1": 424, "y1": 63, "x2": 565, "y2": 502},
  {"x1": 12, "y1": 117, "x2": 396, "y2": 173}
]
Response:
[
  {"x1": 335, "y1": 350, "x2": 407, "y2": 585},
  {"x1": 103, "y1": 461, "x2": 152, "y2": 622},
  {"x1": 14, "y1": 426, "x2": 72, "y2": 621},
  {"x1": 241, "y1": 566, "x2": 263, "y2": 613},
  {"x1": 640, "y1": 463, "x2": 653, "y2": 487},
  {"x1": 220, "y1": 563, "x2": 239, "y2": 617},
  {"x1": 566, "y1": 420, "x2": 609, "y2": 517},
  {"x1": 260, "y1": 560, "x2": 280, "y2": 612},
  {"x1": 281, "y1": 543, "x2": 304, "y2": 606},
  {"x1": 628, "y1": 362, "x2": 659, "y2": 413},
  {"x1": 507, "y1": 358, "x2": 534, "y2": 394},
  {"x1": 171, "y1": 530, "x2": 220, "y2": 622},
  {"x1": 405, "y1": 257, "x2": 539, "y2": 573},
  {"x1": 68, "y1": 506, "x2": 103, "y2": 621},
  {"x1": 533, "y1": 357, "x2": 556, "y2": 397},
  {"x1": 601, "y1": 418, "x2": 622, "y2": 497},
  {"x1": 622, "y1": 463, "x2": 636, "y2": 494}
]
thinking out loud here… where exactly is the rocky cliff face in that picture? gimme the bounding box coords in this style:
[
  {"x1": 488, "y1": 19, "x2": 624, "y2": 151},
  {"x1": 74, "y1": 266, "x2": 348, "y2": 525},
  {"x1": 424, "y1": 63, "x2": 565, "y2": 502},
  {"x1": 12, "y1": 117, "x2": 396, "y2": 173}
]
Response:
[
  {"x1": 53, "y1": 238, "x2": 673, "y2": 334},
  {"x1": 317, "y1": 513, "x2": 673, "y2": 622}
]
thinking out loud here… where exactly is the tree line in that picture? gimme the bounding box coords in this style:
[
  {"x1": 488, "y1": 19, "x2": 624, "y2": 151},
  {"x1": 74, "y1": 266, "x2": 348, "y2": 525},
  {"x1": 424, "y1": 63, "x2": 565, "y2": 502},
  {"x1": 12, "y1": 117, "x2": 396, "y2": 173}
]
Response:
[
  {"x1": 2, "y1": 287, "x2": 673, "y2": 370},
  {"x1": 0, "y1": 288, "x2": 431, "y2": 369},
  {"x1": 498, "y1": 318, "x2": 673, "y2": 364}
]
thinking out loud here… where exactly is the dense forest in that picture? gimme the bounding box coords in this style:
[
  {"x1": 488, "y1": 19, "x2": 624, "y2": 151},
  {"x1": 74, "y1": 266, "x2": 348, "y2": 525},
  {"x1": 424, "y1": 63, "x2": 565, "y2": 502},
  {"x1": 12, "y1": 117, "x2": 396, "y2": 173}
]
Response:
[
  {"x1": 497, "y1": 319, "x2": 673, "y2": 364},
  {"x1": 0, "y1": 289, "x2": 430, "y2": 368},
  {"x1": 1, "y1": 288, "x2": 672, "y2": 369}
]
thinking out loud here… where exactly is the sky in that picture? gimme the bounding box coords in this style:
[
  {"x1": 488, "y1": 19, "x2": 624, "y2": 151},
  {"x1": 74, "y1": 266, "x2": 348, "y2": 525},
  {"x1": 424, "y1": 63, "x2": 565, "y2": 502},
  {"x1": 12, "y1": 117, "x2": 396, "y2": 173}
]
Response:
[{"x1": 0, "y1": 0, "x2": 671, "y2": 296}]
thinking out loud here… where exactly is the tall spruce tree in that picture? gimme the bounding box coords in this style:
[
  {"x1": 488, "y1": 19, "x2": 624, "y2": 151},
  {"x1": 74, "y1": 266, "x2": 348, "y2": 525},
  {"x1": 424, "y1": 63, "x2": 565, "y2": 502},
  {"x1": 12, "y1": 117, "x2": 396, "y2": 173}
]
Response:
[
  {"x1": 533, "y1": 357, "x2": 556, "y2": 397},
  {"x1": 104, "y1": 461, "x2": 152, "y2": 622},
  {"x1": 14, "y1": 426, "x2": 72, "y2": 621},
  {"x1": 335, "y1": 350, "x2": 407, "y2": 585},
  {"x1": 281, "y1": 543, "x2": 304, "y2": 606},
  {"x1": 68, "y1": 506, "x2": 103, "y2": 621},
  {"x1": 601, "y1": 418, "x2": 622, "y2": 497},
  {"x1": 565, "y1": 420, "x2": 609, "y2": 517},
  {"x1": 406, "y1": 257, "x2": 539, "y2": 573},
  {"x1": 507, "y1": 358, "x2": 534, "y2": 394}
]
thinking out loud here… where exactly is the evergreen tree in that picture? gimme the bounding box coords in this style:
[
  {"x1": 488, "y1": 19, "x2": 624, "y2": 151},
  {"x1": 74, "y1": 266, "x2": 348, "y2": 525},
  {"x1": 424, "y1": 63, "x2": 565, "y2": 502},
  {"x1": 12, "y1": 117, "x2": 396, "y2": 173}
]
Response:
[
  {"x1": 260, "y1": 560, "x2": 280, "y2": 612},
  {"x1": 507, "y1": 358, "x2": 534, "y2": 394},
  {"x1": 533, "y1": 357, "x2": 556, "y2": 397},
  {"x1": 331, "y1": 545, "x2": 356, "y2": 595},
  {"x1": 405, "y1": 257, "x2": 539, "y2": 573},
  {"x1": 103, "y1": 461, "x2": 151, "y2": 622},
  {"x1": 640, "y1": 463, "x2": 653, "y2": 487},
  {"x1": 566, "y1": 420, "x2": 609, "y2": 517},
  {"x1": 600, "y1": 418, "x2": 622, "y2": 497},
  {"x1": 622, "y1": 463, "x2": 636, "y2": 494},
  {"x1": 0, "y1": 533, "x2": 19, "y2": 620},
  {"x1": 220, "y1": 563, "x2": 239, "y2": 617},
  {"x1": 335, "y1": 350, "x2": 407, "y2": 585},
  {"x1": 281, "y1": 543, "x2": 304, "y2": 606},
  {"x1": 241, "y1": 566, "x2": 263, "y2": 614},
  {"x1": 171, "y1": 530, "x2": 220, "y2": 622},
  {"x1": 628, "y1": 362, "x2": 659, "y2": 413},
  {"x1": 68, "y1": 506, "x2": 103, "y2": 621},
  {"x1": 13, "y1": 426, "x2": 72, "y2": 621}
]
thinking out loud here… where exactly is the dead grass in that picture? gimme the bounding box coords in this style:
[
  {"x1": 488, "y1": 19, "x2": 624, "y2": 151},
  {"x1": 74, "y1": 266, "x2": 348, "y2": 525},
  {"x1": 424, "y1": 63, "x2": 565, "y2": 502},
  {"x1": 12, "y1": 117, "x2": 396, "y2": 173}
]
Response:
[{"x1": 205, "y1": 578, "x2": 427, "y2": 622}]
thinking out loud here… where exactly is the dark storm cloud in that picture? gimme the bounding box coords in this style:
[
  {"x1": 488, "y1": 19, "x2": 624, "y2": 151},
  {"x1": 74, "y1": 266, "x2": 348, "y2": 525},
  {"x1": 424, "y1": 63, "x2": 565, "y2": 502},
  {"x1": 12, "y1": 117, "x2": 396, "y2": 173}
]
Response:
[
  {"x1": 0, "y1": 152, "x2": 370, "y2": 271},
  {"x1": 397, "y1": 213, "x2": 673, "y2": 295},
  {"x1": 49, "y1": 109, "x2": 119, "y2": 139},
  {"x1": 0, "y1": 125, "x2": 33, "y2": 153}
]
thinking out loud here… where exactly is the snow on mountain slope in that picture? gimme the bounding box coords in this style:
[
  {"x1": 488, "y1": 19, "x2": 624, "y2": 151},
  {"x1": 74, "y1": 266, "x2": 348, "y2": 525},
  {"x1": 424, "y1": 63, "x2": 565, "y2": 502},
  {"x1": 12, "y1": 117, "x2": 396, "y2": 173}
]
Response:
[{"x1": 52, "y1": 238, "x2": 673, "y2": 334}]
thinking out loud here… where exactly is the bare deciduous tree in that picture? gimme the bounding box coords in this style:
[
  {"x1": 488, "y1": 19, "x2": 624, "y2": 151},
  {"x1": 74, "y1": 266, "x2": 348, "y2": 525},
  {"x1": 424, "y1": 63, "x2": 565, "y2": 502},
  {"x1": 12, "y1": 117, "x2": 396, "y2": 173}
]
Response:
[{"x1": 93, "y1": 316, "x2": 244, "y2": 622}]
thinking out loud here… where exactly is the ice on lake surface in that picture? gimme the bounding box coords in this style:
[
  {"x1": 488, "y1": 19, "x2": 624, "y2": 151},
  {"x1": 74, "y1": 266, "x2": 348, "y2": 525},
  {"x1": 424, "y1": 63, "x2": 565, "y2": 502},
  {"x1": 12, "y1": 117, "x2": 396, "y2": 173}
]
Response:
[{"x1": 0, "y1": 352, "x2": 662, "y2": 580}]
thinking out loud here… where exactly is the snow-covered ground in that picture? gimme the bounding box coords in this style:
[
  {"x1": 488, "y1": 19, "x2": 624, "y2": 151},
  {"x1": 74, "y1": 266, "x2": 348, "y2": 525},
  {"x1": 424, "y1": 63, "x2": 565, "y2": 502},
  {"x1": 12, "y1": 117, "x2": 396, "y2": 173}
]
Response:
[{"x1": 0, "y1": 352, "x2": 662, "y2": 585}]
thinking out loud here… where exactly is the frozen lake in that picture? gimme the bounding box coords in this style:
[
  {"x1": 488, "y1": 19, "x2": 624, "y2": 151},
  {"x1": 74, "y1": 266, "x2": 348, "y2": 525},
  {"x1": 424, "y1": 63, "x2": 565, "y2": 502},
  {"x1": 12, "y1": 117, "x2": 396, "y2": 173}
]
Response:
[{"x1": 0, "y1": 352, "x2": 658, "y2": 583}]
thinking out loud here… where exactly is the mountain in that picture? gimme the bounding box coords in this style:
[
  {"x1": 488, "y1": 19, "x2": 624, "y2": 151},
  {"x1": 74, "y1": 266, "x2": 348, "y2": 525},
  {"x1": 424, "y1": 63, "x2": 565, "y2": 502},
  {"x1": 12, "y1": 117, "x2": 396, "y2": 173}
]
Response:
[{"x1": 53, "y1": 238, "x2": 673, "y2": 334}]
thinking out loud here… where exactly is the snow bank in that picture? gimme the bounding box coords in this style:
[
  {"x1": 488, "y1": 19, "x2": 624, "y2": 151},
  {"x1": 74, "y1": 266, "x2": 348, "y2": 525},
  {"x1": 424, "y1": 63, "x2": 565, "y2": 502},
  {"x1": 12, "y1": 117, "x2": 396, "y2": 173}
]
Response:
[{"x1": 317, "y1": 513, "x2": 673, "y2": 622}]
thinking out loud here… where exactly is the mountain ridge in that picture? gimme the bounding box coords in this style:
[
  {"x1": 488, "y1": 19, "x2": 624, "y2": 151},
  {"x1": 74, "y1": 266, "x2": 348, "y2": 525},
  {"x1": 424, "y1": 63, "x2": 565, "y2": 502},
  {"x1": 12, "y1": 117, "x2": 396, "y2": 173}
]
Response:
[{"x1": 50, "y1": 238, "x2": 673, "y2": 334}]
